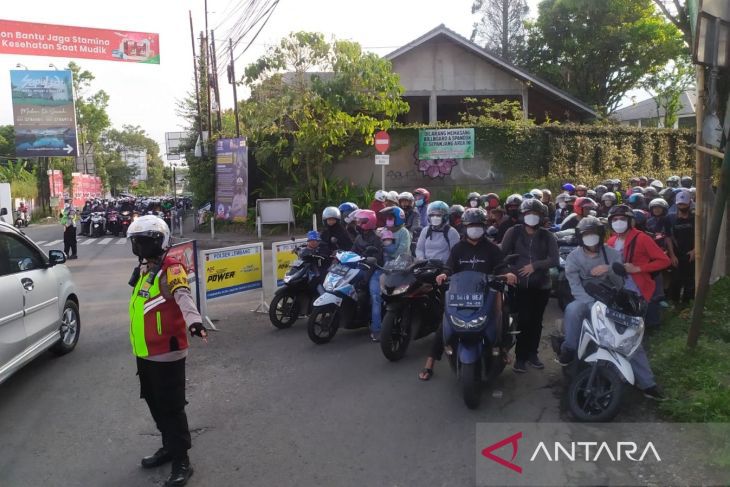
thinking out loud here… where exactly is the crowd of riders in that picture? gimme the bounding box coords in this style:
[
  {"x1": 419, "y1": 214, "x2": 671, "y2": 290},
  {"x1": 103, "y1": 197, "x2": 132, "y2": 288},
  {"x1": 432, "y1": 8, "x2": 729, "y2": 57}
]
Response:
[
  {"x1": 74, "y1": 196, "x2": 191, "y2": 237},
  {"x1": 293, "y1": 175, "x2": 696, "y2": 401}
]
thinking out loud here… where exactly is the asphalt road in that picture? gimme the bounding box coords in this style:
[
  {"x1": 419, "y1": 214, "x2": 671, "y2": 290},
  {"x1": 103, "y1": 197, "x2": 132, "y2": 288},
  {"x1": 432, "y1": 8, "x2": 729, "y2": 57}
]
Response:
[{"x1": 0, "y1": 223, "x2": 618, "y2": 487}]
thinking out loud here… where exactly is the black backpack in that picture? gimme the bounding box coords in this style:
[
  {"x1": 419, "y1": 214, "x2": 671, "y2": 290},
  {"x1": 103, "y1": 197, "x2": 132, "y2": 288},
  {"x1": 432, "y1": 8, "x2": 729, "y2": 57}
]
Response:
[{"x1": 425, "y1": 224, "x2": 452, "y2": 248}]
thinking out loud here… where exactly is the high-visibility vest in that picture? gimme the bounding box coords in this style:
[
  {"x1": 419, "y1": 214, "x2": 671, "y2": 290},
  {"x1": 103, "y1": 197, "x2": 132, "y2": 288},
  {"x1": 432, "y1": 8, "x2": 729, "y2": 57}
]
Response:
[{"x1": 128, "y1": 257, "x2": 189, "y2": 358}]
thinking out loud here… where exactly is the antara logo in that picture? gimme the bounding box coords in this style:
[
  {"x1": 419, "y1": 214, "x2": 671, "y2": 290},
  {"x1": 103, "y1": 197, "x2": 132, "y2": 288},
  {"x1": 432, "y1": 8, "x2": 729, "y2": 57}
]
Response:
[{"x1": 482, "y1": 432, "x2": 661, "y2": 474}]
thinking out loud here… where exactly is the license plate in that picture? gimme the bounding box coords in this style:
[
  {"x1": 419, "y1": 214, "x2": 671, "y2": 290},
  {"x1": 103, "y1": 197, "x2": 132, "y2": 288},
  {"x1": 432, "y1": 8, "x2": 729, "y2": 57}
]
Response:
[{"x1": 449, "y1": 293, "x2": 484, "y2": 308}]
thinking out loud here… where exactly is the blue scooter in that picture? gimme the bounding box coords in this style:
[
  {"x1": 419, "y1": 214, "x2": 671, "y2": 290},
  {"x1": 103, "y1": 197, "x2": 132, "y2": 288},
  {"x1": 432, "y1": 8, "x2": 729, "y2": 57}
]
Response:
[{"x1": 444, "y1": 270, "x2": 517, "y2": 409}]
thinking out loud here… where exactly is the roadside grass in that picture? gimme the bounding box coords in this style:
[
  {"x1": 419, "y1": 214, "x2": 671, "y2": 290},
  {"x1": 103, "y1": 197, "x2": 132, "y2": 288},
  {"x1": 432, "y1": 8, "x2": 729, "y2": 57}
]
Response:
[{"x1": 647, "y1": 277, "x2": 730, "y2": 423}]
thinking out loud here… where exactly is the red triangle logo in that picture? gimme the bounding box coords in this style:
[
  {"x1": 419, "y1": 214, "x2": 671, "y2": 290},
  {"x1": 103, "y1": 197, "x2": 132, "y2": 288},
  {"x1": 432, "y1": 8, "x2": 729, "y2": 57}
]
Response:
[{"x1": 481, "y1": 431, "x2": 523, "y2": 474}]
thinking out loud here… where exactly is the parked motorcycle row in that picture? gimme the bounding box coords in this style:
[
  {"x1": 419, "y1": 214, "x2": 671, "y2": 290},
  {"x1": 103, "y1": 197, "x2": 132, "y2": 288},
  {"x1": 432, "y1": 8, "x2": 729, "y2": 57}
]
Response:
[{"x1": 77, "y1": 196, "x2": 191, "y2": 237}]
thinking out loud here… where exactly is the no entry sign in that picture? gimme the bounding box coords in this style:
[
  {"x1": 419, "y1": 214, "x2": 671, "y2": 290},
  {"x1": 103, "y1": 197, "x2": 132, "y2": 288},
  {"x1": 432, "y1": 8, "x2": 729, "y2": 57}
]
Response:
[{"x1": 374, "y1": 131, "x2": 390, "y2": 154}]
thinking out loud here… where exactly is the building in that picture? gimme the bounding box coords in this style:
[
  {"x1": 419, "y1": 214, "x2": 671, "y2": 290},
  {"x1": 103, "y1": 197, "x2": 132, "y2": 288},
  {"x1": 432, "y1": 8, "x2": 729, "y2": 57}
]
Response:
[
  {"x1": 386, "y1": 25, "x2": 598, "y2": 124},
  {"x1": 121, "y1": 149, "x2": 147, "y2": 181},
  {"x1": 612, "y1": 90, "x2": 697, "y2": 129}
]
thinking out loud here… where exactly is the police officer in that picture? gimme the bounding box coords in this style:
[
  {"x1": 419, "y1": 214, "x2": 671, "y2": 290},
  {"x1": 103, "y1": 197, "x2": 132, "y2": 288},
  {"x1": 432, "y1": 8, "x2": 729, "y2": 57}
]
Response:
[
  {"x1": 127, "y1": 215, "x2": 208, "y2": 486},
  {"x1": 61, "y1": 200, "x2": 78, "y2": 259}
]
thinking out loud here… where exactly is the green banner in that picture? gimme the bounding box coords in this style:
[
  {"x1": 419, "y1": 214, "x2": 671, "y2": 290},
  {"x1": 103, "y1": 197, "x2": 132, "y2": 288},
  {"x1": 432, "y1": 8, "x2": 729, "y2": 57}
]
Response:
[{"x1": 418, "y1": 128, "x2": 475, "y2": 160}]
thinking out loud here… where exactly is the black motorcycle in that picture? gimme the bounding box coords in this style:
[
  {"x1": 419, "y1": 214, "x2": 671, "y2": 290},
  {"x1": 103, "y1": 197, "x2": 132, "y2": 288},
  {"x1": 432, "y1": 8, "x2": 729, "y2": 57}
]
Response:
[
  {"x1": 119, "y1": 210, "x2": 133, "y2": 237},
  {"x1": 269, "y1": 247, "x2": 327, "y2": 329},
  {"x1": 552, "y1": 229, "x2": 577, "y2": 310},
  {"x1": 79, "y1": 212, "x2": 92, "y2": 236},
  {"x1": 379, "y1": 255, "x2": 446, "y2": 361}
]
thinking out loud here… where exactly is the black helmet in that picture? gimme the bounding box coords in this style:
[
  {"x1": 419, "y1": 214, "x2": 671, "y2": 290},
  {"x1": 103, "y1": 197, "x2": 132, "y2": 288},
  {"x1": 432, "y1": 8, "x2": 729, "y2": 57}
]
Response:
[
  {"x1": 576, "y1": 216, "x2": 605, "y2": 245},
  {"x1": 462, "y1": 207, "x2": 488, "y2": 226},
  {"x1": 608, "y1": 204, "x2": 634, "y2": 221},
  {"x1": 449, "y1": 204, "x2": 465, "y2": 217},
  {"x1": 520, "y1": 198, "x2": 547, "y2": 217},
  {"x1": 666, "y1": 175, "x2": 680, "y2": 188},
  {"x1": 680, "y1": 176, "x2": 693, "y2": 188}
]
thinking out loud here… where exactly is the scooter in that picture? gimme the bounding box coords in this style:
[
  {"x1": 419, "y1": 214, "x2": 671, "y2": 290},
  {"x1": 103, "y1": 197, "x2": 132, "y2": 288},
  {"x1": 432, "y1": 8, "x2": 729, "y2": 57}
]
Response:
[
  {"x1": 79, "y1": 212, "x2": 92, "y2": 236},
  {"x1": 14, "y1": 210, "x2": 27, "y2": 228},
  {"x1": 90, "y1": 212, "x2": 106, "y2": 237},
  {"x1": 107, "y1": 210, "x2": 120, "y2": 236},
  {"x1": 443, "y1": 269, "x2": 518, "y2": 409},
  {"x1": 119, "y1": 210, "x2": 133, "y2": 237},
  {"x1": 552, "y1": 228, "x2": 578, "y2": 310},
  {"x1": 307, "y1": 250, "x2": 374, "y2": 344},
  {"x1": 551, "y1": 262, "x2": 646, "y2": 422},
  {"x1": 379, "y1": 255, "x2": 446, "y2": 361},
  {"x1": 269, "y1": 246, "x2": 327, "y2": 329}
]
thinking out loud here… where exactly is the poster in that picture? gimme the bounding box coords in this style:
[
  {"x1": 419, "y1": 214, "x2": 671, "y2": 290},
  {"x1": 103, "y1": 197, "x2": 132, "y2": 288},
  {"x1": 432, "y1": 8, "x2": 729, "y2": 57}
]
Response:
[
  {"x1": 418, "y1": 128, "x2": 475, "y2": 160},
  {"x1": 203, "y1": 243, "x2": 262, "y2": 299},
  {"x1": 272, "y1": 239, "x2": 307, "y2": 287},
  {"x1": 71, "y1": 172, "x2": 102, "y2": 207},
  {"x1": 10, "y1": 70, "x2": 78, "y2": 157},
  {"x1": 215, "y1": 138, "x2": 248, "y2": 222},
  {"x1": 0, "y1": 19, "x2": 160, "y2": 64}
]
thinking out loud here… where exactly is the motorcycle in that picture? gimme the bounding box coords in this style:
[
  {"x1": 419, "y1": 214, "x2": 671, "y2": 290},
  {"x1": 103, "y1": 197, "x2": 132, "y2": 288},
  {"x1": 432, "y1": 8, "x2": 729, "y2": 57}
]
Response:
[
  {"x1": 119, "y1": 210, "x2": 133, "y2": 236},
  {"x1": 269, "y1": 246, "x2": 327, "y2": 329},
  {"x1": 106, "y1": 210, "x2": 120, "y2": 236},
  {"x1": 443, "y1": 268, "x2": 518, "y2": 409},
  {"x1": 551, "y1": 262, "x2": 646, "y2": 422},
  {"x1": 551, "y1": 228, "x2": 578, "y2": 310},
  {"x1": 79, "y1": 212, "x2": 92, "y2": 236},
  {"x1": 14, "y1": 210, "x2": 27, "y2": 228},
  {"x1": 378, "y1": 255, "x2": 446, "y2": 361},
  {"x1": 307, "y1": 250, "x2": 375, "y2": 344},
  {"x1": 90, "y1": 212, "x2": 106, "y2": 237}
]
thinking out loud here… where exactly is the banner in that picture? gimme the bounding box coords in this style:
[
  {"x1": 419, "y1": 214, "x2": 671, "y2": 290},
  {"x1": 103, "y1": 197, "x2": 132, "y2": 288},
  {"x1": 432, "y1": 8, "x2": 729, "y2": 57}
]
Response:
[
  {"x1": 215, "y1": 138, "x2": 248, "y2": 222},
  {"x1": 71, "y1": 172, "x2": 102, "y2": 207},
  {"x1": 47, "y1": 169, "x2": 63, "y2": 198},
  {"x1": 272, "y1": 239, "x2": 307, "y2": 287},
  {"x1": 10, "y1": 70, "x2": 78, "y2": 157},
  {"x1": 0, "y1": 19, "x2": 160, "y2": 64},
  {"x1": 418, "y1": 128, "x2": 475, "y2": 160},
  {"x1": 202, "y1": 243, "x2": 263, "y2": 300},
  {"x1": 166, "y1": 240, "x2": 200, "y2": 310}
]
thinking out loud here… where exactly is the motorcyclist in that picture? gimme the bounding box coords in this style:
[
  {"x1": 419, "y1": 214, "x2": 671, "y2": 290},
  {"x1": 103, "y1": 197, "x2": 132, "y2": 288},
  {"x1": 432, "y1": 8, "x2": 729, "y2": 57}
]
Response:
[
  {"x1": 482, "y1": 193, "x2": 500, "y2": 212},
  {"x1": 599, "y1": 192, "x2": 617, "y2": 217},
  {"x1": 562, "y1": 183, "x2": 576, "y2": 196},
  {"x1": 594, "y1": 185, "x2": 608, "y2": 200},
  {"x1": 666, "y1": 190, "x2": 695, "y2": 303},
  {"x1": 398, "y1": 191, "x2": 422, "y2": 234},
  {"x1": 554, "y1": 193, "x2": 570, "y2": 225},
  {"x1": 413, "y1": 187, "x2": 431, "y2": 227},
  {"x1": 417, "y1": 208, "x2": 517, "y2": 381},
  {"x1": 319, "y1": 207, "x2": 353, "y2": 253},
  {"x1": 540, "y1": 189, "x2": 555, "y2": 222},
  {"x1": 496, "y1": 194, "x2": 523, "y2": 243},
  {"x1": 448, "y1": 204, "x2": 466, "y2": 239},
  {"x1": 338, "y1": 202, "x2": 360, "y2": 241},
  {"x1": 415, "y1": 201, "x2": 460, "y2": 262},
  {"x1": 500, "y1": 199, "x2": 559, "y2": 373},
  {"x1": 680, "y1": 176, "x2": 693, "y2": 189},
  {"x1": 638, "y1": 176, "x2": 649, "y2": 188},
  {"x1": 466, "y1": 191, "x2": 481, "y2": 209},
  {"x1": 575, "y1": 185, "x2": 588, "y2": 198},
  {"x1": 350, "y1": 209, "x2": 384, "y2": 342},
  {"x1": 666, "y1": 175, "x2": 680, "y2": 188},
  {"x1": 627, "y1": 193, "x2": 645, "y2": 210},
  {"x1": 560, "y1": 197, "x2": 597, "y2": 231},
  {"x1": 379, "y1": 206, "x2": 412, "y2": 259},
  {"x1": 370, "y1": 190, "x2": 387, "y2": 227}
]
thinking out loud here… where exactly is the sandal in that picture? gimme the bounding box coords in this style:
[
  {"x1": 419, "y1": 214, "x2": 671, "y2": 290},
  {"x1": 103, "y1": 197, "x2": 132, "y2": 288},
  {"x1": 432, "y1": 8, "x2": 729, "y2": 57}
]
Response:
[{"x1": 418, "y1": 368, "x2": 433, "y2": 381}]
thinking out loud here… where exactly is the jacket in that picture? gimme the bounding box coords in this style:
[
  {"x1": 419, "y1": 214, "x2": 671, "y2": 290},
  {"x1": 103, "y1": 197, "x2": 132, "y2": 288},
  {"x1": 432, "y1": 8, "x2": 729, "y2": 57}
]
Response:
[
  {"x1": 500, "y1": 224, "x2": 559, "y2": 289},
  {"x1": 320, "y1": 222, "x2": 353, "y2": 253},
  {"x1": 607, "y1": 228, "x2": 671, "y2": 301},
  {"x1": 415, "y1": 224, "x2": 459, "y2": 262},
  {"x1": 352, "y1": 230, "x2": 384, "y2": 266},
  {"x1": 565, "y1": 245, "x2": 624, "y2": 304}
]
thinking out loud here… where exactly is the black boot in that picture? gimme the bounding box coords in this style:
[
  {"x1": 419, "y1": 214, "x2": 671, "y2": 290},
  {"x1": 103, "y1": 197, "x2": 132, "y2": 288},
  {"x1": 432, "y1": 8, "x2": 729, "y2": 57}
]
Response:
[
  {"x1": 165, "y1": 456, "x2": 194, "y2": 486},
  {"x1": 141, "y1": 448, "x2": 172, "y2": 468}
]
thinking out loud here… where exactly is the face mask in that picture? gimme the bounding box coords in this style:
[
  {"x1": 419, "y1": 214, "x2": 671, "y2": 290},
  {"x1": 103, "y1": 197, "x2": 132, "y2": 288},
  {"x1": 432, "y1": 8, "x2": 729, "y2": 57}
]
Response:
[
  {"x1": 582, "y1": 234, "x2": 600, "y2": 247},
  {"x1": 386, "y1": 217, "x2": 395, "y2": 227},
  {"x1": 384, "y1": 243, "x2": 396, "y2": 253},
  {"x1": 523, "y1": 214, "x2": 540, "y2": 227},
  {"x1": 382, "y1": 240, "x2": 394, "y2": 247},
  {"x1": 415, "y1": 199, "x2": 424, "y2": 207},
  {"x1": 611, "y1": 220, "x2": 628, "y2": 234},
  {"x1": 558, "y1": 202, "x2": 567, "y2": 209},
  {"x1": 604, "y1": 201, "x2": 612, "y2": 207},
  {"x1": 429, "y1": 216, "x2": 442, "y2": 226},
  {"x1": 466, "y1": 227, "x2": 484, "y2": 240},
  {"x1": 469, "y1": 200, "x2": 478, "y2": 208}
]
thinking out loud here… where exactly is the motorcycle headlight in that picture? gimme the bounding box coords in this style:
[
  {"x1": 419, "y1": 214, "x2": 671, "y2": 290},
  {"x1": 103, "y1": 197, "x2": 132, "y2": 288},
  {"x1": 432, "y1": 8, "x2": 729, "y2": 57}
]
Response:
[
  {"x1": 391, "y1": 284, "x2": 410, "y2": 295},
  {"x1": 594, "y1": 307, "x2": 645, "y2": 356},
  {"x1": 450, "y1": 315, "x2": 487, "y2": 329},
  {"x1": 283, "y1": 275, "x2": 292, "y2": 284}
]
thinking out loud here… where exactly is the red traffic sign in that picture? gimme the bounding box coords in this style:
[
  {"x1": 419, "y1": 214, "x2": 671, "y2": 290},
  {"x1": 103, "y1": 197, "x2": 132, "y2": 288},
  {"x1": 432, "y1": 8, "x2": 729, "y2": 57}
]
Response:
[{"x1": 374, "y1": 130, "x2": 390, "y2": 154}]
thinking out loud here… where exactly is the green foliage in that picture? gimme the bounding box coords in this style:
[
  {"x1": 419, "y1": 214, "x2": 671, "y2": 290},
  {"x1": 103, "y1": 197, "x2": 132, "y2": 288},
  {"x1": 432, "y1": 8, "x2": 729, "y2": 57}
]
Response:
[
  {"x1": 649, "y1": 278, "x2": 730, "y2": 422},
  {"x1": 68, "y1": 62, "x2": 111, "y2": 149},
  {"x1": 519, "y1": 0, "x2": 686, "y2": 114},
  {"x1": 639, "y1": 57, "x2": 694, "y2": 128},
  {"x1": 471, "y1": 0, "x2": 529, "y2": 62},
  {"x1": 290, "y1": 173, "x2": 376, "y2": 224},
  {"x1": 459, "y1": 97, "x2": 531, "y2": 125},
  {"x1": 0, "y1": 125, "x2": 15, "y2": 156},
  {"x1": 105, "y1": 124, "x2": 169, "y2": 194},
  {"x1": 0, "y1": 160, "x2": 37, "y2": 199}
]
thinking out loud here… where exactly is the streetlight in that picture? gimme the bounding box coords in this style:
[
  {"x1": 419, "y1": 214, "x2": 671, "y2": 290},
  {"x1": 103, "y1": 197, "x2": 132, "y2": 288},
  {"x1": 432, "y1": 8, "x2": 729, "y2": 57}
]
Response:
[
  {"x1": 15, "y1": 63, "x2": 28, "y2": 70},
  {"x1": 49, "y1": 63, "x2": 59, "y2": 70}
]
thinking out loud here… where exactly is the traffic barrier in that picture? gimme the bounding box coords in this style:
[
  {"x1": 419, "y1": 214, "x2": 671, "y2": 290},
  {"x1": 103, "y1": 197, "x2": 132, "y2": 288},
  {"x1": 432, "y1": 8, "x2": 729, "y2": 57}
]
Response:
[{"x1": 166, "y1": 239, "x2": 201, "y2": 310}]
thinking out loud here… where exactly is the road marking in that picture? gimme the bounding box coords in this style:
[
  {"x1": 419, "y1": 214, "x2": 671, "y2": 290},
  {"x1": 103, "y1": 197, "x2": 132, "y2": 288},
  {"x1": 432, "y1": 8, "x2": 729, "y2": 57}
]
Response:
[
  {"x1": 97, "y1": 238, "x2": 114, "y2": 245},
  {"x1": 81, "y1": 239, "x2": 96, "y2": 245},
  {"x1": 44, "y1": 240, "x2": 63, "y2": 247},
  {"x1": 116, "y1": 238, "x2": 128, "y2": 244},
  {"x1": 34, "y1": 240, "x2": 47, "y2": 245}
]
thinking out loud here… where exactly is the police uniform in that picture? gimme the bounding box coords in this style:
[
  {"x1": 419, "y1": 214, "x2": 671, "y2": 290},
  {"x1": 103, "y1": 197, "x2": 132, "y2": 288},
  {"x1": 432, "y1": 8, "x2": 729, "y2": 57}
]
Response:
[{"x1": 61, "y1": 206, "x2": 78, "y2": 258}]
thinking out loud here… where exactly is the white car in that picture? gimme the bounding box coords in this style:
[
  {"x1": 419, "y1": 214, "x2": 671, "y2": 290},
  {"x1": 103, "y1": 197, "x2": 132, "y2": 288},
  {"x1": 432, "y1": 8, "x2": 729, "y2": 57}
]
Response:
[{"x1": 0, "y1": 217, "x2": 80, "y2": 385}]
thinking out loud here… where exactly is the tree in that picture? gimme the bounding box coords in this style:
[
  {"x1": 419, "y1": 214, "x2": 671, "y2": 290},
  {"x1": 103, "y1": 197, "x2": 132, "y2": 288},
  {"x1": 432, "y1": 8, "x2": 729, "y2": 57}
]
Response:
[
  {"x1": 243, "y1": 32, "x2": 409, "y2": 201},
  {"x1": 640, "y1": 57, "x2": 695, "y2": 127},
  {"x1": 0, "y1": 159, "x2": 37, "y2": 199},
  {"x1": 519, "y1": 0, "x2": 686, "y2": 114},
  {"x1": 68, "y1": 62, "x2": 111, "y2": 156},
  {"x1": 652, "y1": 0, "x2": 692, "y2": 47},
  {"x1": 0, "y1": 125, "x2": 14, "y2": 156},
  {"x1": 471, "y1": 0, "x2": 529, "y2": 62},
  {"x1": 105, "y1": 124, "x2": 168, "y2": 194},
  {"x1": 102, "y1": 151, "x2": 136, "y2": 196}
]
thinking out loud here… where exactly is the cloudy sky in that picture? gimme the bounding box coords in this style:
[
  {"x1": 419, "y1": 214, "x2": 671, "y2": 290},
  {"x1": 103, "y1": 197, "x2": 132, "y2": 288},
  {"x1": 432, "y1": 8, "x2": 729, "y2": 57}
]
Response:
[{"x1": 0, "y1": 0, "x2": 577, "y2": 161}]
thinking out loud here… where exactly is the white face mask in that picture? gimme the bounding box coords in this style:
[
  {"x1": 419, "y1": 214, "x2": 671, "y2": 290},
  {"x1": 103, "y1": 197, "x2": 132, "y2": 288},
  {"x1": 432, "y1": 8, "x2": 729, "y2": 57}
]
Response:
[
  {"x1": 523, "y1": 214, "x2": 540, "y2": 227},
  {"x1": 469, "y1": 200, "x2": 478, "y2": 208},
  {"x1": 558, "y1": 202, "x2": 567, "y2": 209},
  {"x1": 582, "y1": 234, "x2": 600, "y2": 247},
  {"x1": 466, "y1": 227, "x2": 484, "y2": 240},
  {"x1": 429, "y1": 215, "x2": 442, "y2": 227},
  {"x1": 611, "y1": 220, "x2": 628, "y2": 234}
]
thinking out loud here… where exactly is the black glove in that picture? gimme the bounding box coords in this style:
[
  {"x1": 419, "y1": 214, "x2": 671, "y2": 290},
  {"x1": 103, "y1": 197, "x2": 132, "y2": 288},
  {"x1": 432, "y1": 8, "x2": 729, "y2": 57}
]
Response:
[{"x1": 188, "y1": 322, "x2": 207, "y2": 338}]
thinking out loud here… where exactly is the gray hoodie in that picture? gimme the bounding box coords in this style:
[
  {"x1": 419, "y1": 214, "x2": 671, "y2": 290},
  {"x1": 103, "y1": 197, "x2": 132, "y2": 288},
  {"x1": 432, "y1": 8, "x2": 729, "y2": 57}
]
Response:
[
  {"x1": 565, "y1": 245, "x2": 624, "y2": 304},
  {"x1": 415, "y1": 224, "x2": 460, "y2": 262}
]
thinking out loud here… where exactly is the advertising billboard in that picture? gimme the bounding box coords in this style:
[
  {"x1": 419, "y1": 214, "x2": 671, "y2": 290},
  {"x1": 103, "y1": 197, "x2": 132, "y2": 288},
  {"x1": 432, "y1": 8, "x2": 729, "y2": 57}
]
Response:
[
  {"x1": 0, "y1": 19, "x2": 160, "y2": 64},
  {"x1": 202, "y1": 243, "x2": 263, "y2": 299},
  {"x1": 215, "y1": 138, "x2": 248, "y2": 222},
  {"x1": 10, "y1": 70, "x2": 78, "y2": 157}
]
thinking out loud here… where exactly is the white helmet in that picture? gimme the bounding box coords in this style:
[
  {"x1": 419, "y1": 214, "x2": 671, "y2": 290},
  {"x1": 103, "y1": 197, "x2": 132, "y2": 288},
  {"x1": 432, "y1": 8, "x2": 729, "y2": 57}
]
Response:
[
  {"x1": 374, "y1": 190, "x2": 387, "y2": 202},
  {"x1": 386, "y1": 191, "x2": 399, "y2": 204},
  {"x1": 127, "y1": 214, "x2": 171, "y2": 257},
  {"x1": 398, "y1": 191, "x2": 415, "y2": 203},
  {"x1": 529, "y1": 188, "x2": 544, "y2": 201}
]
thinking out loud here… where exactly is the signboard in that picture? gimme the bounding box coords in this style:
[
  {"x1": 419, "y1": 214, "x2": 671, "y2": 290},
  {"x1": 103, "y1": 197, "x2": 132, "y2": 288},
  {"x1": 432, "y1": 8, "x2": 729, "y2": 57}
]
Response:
[
  {"x1": 165, "y1": 131, "x2": 186, "y2": 160},
  {"x1": 272, "y1": 239, "x2": 307, "y2": 287},
  {"x1": 215, "y1": 138, "x2": 248, "y2": 222},
  {"x1": 10, "y1": 70, "x2": 78, "y2": 157},
  {"x1": 0, "y1": 19, "x2": 160, "y2": 64},
  {"x1": 47, "y1": 169, "x2": 63, "y2": 198},
  {"x1": 418, "y1": 128, "x2": 475, "y2": 160},
  {"x1": 374, "y1": 130, "x2": 390, "y2": 153},
  {"x1": 71, "y1": 172, "x2": 102, "y2": 208},
  {"x1": 202, "y1": 243, "x2": 263, "y2": 300},
  {"x1": 166, "y1": 240, "x2": 200, "y2": 310},
  {"x1": 375, "y1": 154, "x2": 390, "y2": 166}
]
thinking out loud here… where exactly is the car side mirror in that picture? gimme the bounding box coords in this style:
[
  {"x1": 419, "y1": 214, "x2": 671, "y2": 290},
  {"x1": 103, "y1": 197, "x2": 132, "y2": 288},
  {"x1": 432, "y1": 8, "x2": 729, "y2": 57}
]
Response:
[
  {"x1": 48, "y1": 250, "x2": 66, "y2": 266},
  {"x1": 611, "y1": 261, "x2": 627, "y2": 277},
  {"x1": 0, "y1": 207, "x2": 7, "y2": 216}
]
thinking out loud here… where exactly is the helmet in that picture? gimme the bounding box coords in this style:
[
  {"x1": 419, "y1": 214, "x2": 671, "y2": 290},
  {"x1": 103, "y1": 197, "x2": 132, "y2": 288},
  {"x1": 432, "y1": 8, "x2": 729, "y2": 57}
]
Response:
[
  {"x1": 649, "y1": 198, "x2": 669, "y2": 212},
  {"x1": 643, "y1": 187, "x2": 658, "y2": 199},
  {"x1": 467, "y1": 191, "x2": 480, "y2": 206},
  {"x1": 322, "y1": 206, "x2": 341, "y2": 223},
  {"x1": 608, "y1": 204, "x2": 634, "y2": 221},
  {"x1": 413, "y1": 188, "x2": 431, "y2": 201},
  {"x1": 483, "y1": 193, "x2": 500, "y2": 209},
  {"x1": 666, "y1": 175, "x2": 680, "y2": 188},
  {"x1": 522, "y1": 192, "x2": 535, "y2": 200},
  {"x1": 338, "y1": 202, "x2": 359, "y2": 220},
  {"x1": 574, "y1": 197, "x2": 598, "y2": 215},
  {"x1": 127, "y1": 214, "x2": 171, "y2": 258},
  {"x1": 629, "y1": 177, "x2": 640, "y2": 186},
  {"x1": 586, "y1": 189, "x2": 597, "y2": 200},
  {"x1": 680, "y1": 176, "x2": 693, "y2": 188},
  {"x1": 675, "y1": 189, "x2": 692, "y2": 206},
  {"x1": 576, "y1": 216, "x2": 605, "y2": 246},
  {"x1": 520, "y1": 198, "x2": 547, "y2": 217},
  {"x1": 379, "y1": 206, "x2": 405, "y2": 226},
  {"x1": 603, "y1": 179, "x2": 615, "y2": 191},
  {"x1": 530, "y1": 188, "x2": 544, "y2": 200},
  {"x1": 562, "y1": 183, "x2": 575, "y2": 193},
  {"x1": 306, "y1": 230, "x2": 320, "y2": 241},
  {"x1": 427, "y1": 200, "x2": 449, "y2": 216},
  {"x1": 449, "y1": 204, "x2": 465, "y2": 217},
  {"x1": 541, "y1": 189, "x2": 552, "y2": 200},
  {"x1": 650, "y1": 180, "x2": 664, "y2": 190},
  {"x1": 505, "y1": 194, "x2": 523, "y2": 207},
  {"x1": 575, "y1": 184, "x2": 588, "y2": 196},
  {"x1": 380, "y1": 229, "x2": 394, "y2": 241},
  {"x1": 555, "y1": 193, "x2": 569, "y2": 206},
  {"x1": 594, "y1": 185, "x2": 608, "y2": 197},
  {"x1": 386, "y1": 191, "x2": 400, "y2": 204},
  {"x1": 627, "y1": 193, "x2": 644, "y2": 208},
  {"x1": 659, "y1": 188, "x2": 674, "y2": 202},
  {"x1": 374, "y1": 190, "x2": 387, "y2": 202},
  {"x1": 638, "y1": 176, "x2": 648, "y2": 187},
  {"x1": 632, "y1": 210, "x2": 648, "y2": 230},
  {"x1": 351, "y1": 209, "x2": 377, "y2": 230},
  {"x1": 601, "y1": 192, "x2": 617, "y2": 205},
  {"x1": 398, "y1": 191, "x2": 415, "y2": 204},
  {"x1": 462, "y1": 207, "x2": 488, "y2": 226}
]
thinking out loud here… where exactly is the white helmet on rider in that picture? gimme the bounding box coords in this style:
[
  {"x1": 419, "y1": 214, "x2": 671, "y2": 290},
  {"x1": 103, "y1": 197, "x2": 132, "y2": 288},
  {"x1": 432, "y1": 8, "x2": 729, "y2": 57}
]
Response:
[
  {"x1": 386, "y1": 191, "x2": 400, "y2": 205},
  {"x1": 374, "y1": 190, "x2": 387, "y2": 202},
  {"x1": 127, "y1": 214, "x2": 171, "y2": 259}
]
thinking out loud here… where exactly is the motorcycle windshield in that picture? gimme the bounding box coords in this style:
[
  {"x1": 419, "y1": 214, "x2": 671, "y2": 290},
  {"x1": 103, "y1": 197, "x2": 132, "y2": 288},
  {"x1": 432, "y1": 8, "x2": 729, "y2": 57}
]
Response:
[{"x1": 384, "y1": 254, "x2": 414, "y2": 271}]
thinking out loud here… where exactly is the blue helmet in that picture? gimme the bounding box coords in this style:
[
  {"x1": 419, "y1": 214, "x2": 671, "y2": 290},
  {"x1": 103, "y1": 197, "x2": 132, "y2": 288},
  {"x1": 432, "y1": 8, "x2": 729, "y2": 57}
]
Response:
[
  {"x1": 562, "y1": 183, "x2": 576, "y2": 192},
  {"x1": 379, "y1": 206, "x2": 405, "y2": 226},
  {"x1": 426, "y1": 200, "x2": 449, "y2": 216},
  {"x1": 338, "y1": 202, "x2": 358, "y2": 215},
  {"x1": 306, "y1": 230, "x2": 320, "y2": 241}
]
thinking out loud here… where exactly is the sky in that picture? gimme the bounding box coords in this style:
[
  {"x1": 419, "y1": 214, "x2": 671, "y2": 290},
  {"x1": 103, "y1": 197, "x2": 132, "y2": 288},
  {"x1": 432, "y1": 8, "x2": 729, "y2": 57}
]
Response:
[{"x1": 4, "y1": 0, "x2": 643, "y2": 164}]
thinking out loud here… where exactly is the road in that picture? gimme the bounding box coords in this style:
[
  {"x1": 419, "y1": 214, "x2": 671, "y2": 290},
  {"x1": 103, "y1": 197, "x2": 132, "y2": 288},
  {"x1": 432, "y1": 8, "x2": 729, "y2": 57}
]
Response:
[{"x1": 0, "y1": 224, "x2": 591, "y2": 487}]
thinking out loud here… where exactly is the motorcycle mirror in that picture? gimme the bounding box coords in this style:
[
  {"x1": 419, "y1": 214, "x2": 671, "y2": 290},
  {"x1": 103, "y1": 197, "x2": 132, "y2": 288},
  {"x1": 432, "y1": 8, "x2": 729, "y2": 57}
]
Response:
[{"x1": 612, "y1": 261, "x2": 627, "y2": 277}]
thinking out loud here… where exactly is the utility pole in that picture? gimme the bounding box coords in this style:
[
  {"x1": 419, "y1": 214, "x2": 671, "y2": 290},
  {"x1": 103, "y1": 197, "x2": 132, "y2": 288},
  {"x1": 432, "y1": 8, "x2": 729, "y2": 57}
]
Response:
[
  {"x1": 201, "y1": 31, "x2": 212, "y2": 138},
  {"x1": 210, "y1": 29, "x2": 222, "y2": 131},
  {"x1": 189, "y1": 11, "x2": 203, "y2": 146},
  {"x1": 228, "y1": 38, "x2": 241, "y2": 138}
]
